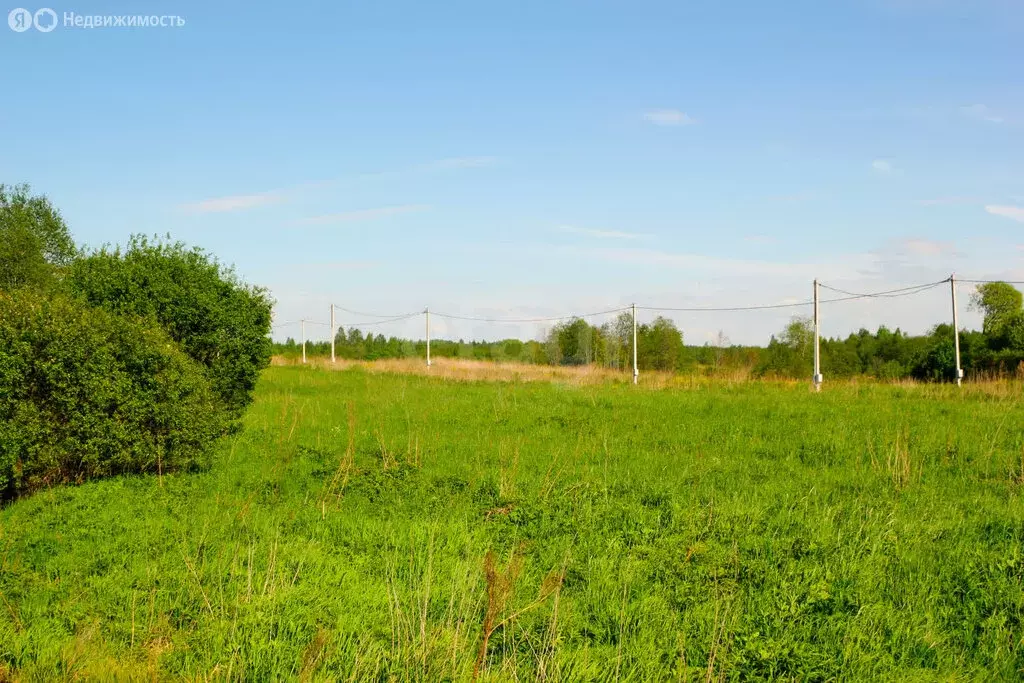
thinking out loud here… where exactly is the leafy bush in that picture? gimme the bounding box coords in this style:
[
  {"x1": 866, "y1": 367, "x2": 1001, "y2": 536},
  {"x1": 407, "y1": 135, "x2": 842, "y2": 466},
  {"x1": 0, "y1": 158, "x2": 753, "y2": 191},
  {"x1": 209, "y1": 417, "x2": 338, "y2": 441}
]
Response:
[
  {"x1": 0, "y1": 183, "x2": 77, "y2": 291},
  {"x1": 66, "y1": 236, "x2": 273, "y2": 417},
  {"x1": 0, "y1": 291, "x2": 227, "y2": 498}
]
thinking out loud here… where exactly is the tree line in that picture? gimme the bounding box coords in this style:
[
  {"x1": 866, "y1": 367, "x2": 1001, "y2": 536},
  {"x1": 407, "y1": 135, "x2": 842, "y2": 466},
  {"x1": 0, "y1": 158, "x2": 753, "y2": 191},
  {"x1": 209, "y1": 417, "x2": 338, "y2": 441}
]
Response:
[{"x1": 278, "y1": 284, "x2": 1024, "y2": 381}]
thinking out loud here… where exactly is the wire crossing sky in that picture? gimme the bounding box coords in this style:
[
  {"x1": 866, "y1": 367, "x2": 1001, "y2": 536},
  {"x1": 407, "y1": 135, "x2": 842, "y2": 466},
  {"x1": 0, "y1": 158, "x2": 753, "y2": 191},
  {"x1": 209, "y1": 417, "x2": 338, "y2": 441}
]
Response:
[
  {"x1": 272, "y1": 277, "x2": 1003, "y2": 346},
  {"x1": 3, "y1": 0, "x2": 1023, "y2": 344}
]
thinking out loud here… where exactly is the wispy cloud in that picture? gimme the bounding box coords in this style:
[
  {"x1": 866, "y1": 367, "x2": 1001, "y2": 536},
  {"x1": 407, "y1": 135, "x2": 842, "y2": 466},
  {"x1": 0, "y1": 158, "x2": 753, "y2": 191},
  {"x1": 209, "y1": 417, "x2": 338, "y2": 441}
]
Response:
[
  {"x1": 283, "y1": 261, "x2": 379, "y2": 271},
  {"x1": 642, "y1": 109, "x2": 698, "y2": 126},
  {"x1": 872, "y1": 159, "x2": 894, "y2": 175},
  {"x1": 179, "y1": 191, "x2": 284, "y2": 214},
  {"x1": 294, "y1": 204, "x2": 430, "y2": 226},
  {"x1": 423, "y1": 156, "x2": 498, "y2": 170},
  {"x1": 985, "y1": 205, "x2": 1024, "y2": 223},
  {"x1": 564, "y1": 246, "x2": 833, "y2": 278},
  {"x1": 743, "y1": 235, "x2": 779, "y2": 245},
  {"x1": 893, "y1": 238, "x2": 961, "y2": 258},
  {"x1": 961, "y1": 103, "x2": 1004, "y2": 124},
  {"x1": 557, "y1": 225, "x2": 650, "y2": 240},
  {"x1": 914, "y1": 196, "x2": 978, "y2": 206},
  {"x1": 765, "y1": 193, "x2": 814, "y2": 203},
  {"x1": 179, "y1": 156, "x2": 494, "y2": 214}
]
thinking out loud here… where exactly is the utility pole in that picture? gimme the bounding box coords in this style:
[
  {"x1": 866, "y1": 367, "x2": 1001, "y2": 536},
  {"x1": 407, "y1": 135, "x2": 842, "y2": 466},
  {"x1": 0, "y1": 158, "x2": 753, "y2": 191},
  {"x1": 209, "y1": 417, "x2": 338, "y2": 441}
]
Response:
[
  {"x1": 951, "y1": 274, "x2": 963, "y2": 386},
  {"x1": 330, "y1": 304, "x2": 336, "y2": 364},
  {"x1": 813, "y1": 279, "x2": 822, "y2": 392},
  {"x1": 425, "y1": 308, "x2": 431, "y2": 368},
  {"x1": 632, "y1": 303, "x2": 638, "y2": 385},
  {"x1": 301, "y1": 318, "x2": 306, "y2": 365}
]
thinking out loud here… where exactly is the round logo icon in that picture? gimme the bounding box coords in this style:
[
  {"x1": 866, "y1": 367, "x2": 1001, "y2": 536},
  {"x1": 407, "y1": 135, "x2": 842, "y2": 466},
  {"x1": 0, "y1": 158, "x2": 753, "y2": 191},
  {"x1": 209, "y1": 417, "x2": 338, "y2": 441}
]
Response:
[
  {"x1": 8, "y1": 7, "x2": 32, "y2": 31},
  {"x1": 34, "y1": 7, "x2": 57, "y2": 32}
]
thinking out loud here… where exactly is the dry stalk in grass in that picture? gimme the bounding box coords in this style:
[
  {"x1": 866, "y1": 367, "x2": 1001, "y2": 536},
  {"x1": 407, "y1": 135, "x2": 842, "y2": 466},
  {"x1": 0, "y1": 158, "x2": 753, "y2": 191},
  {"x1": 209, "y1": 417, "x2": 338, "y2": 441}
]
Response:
[
  {"x1": 887, "y1": 426, "x2": 915, "y2": 490},
  {"x1": 322, "y1": 401, "x2": 356, "y2": 505},
  {"x1": 472, "y1": 549, "x2": 565, "y2": 681}
]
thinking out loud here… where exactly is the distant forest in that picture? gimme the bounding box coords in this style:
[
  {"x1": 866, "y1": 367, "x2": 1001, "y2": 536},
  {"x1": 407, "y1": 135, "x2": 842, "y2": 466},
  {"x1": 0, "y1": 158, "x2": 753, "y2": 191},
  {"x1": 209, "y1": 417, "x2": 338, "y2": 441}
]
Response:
[{"x1": 274, "y1": 284, "x2": 1024, "y2": 381}]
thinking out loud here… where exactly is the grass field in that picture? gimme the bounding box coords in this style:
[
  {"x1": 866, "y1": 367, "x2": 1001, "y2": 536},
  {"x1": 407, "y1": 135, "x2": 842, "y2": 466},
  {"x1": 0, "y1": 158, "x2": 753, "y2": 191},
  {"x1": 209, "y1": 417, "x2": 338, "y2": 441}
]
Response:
[{"x1": 2, "y1": 365, "x2": 1024, "y2": 681}]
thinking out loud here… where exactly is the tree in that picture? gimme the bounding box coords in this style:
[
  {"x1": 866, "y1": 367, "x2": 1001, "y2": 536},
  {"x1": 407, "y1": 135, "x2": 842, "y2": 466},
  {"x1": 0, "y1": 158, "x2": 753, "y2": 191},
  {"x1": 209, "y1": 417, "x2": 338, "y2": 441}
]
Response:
[
  {"x1": 754, "y1": 317, "x2": 814, "y2": 378},
  {"x1": 640, "y1": 316, "x2": 684, "y2": 371},
  {"x1": 0, "y1": 290, "x2": 226, "y2": 498},
  {"x1": 714, "y1": 330, "x2": 730, "y2": 369},
  {"x1": 0, "y1": 183, "x2": 77, "y2": 291},
  {"x1": 971, "y1": 282, "x2": 1023, "y2": 348},
  {"x1": 66, "y1": 235, "x2": 273, "y2": 418},
  {"x1": 552, "y1": 318, "x2": 594, "y2": 365}
]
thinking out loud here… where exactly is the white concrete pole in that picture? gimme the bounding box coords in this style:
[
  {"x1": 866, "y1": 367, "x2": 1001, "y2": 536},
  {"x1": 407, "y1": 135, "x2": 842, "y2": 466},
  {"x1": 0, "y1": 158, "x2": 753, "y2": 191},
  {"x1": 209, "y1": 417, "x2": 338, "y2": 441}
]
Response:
[
  {"x1": 813, "y1": 279, "x2": 822, "y2": 392},
  {"x1": 951, "y1": 274, "x2": 963, "y2": 386},
  {"x1": 301, "y1": 319, "x2": 306, "y2": 364},
  {"x1": 330, "y1": 304, "x2": 336, "y2": 364},
  {"x1": 425, "y1": 308, "x2": 432, "y2": 368},
  {"x1": 632, "y1": 303, "x2": 638, "y2": 385}
]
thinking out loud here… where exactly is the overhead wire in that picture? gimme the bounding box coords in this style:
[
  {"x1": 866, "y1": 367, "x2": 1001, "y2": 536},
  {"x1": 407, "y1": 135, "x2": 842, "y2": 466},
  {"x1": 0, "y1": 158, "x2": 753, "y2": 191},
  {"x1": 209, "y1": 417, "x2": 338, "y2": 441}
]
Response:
[
  {"x1": 430, "y1": 306, "x2": 631, "y2": 323},
  {"x1": 333, "y1": 304, "x2": 422, "y2": 319},
  {"x1": 281, "y1": 277, "x2": 1016, "y2": 328},
  {"x1": 817, "y1": 279, "x2": 949, "y2": 299}
]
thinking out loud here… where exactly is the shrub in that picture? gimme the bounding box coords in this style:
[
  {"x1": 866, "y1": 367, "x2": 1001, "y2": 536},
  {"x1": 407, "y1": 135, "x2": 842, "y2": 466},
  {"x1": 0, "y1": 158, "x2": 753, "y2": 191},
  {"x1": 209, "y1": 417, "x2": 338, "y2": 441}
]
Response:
[
  {"x1": 0, "y1": 183, "x2": 77, "y2": 291},
  {"x1": 65, "y1": 236, "x2": 273, "y2": 417},
  {"x1": 0, "y1": 291, "x2": 227, "y2": 498}
]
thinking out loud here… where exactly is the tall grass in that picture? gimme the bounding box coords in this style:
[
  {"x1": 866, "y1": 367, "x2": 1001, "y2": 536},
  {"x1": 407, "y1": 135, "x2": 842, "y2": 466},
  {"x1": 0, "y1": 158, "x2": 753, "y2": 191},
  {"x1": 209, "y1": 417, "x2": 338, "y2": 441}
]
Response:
[{"x1": 1, "y1": 365, "x2": 1023, "y2": 680}]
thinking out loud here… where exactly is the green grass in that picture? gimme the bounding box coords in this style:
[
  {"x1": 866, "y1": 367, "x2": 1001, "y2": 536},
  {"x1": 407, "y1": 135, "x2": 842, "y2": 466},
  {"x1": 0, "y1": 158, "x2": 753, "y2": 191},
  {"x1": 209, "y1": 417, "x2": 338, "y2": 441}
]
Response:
[{"x1": 2, "y1": 366, "x2": 1024, "y2": 681}]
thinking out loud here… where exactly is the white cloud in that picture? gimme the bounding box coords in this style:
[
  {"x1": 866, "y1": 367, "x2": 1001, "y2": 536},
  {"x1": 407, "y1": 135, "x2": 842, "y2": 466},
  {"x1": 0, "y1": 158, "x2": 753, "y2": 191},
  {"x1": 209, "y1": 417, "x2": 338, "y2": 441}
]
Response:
[
  {"x1": 743, "y1": 235, "x2": 779, "y2": 245},
  {"x1": 283, "y1": 261, "x2": 378, "y2": 271},
  {"x1": 179, "y1": 191, "x2": 283, "y2": 214},
  {"x1": 872, "y1": 159, "x2": 894, "y2": 174},
  {"x1": 914, "y1": 196, "x2": 977, "y2": 206},
  {"x1": 557, "y1": 225, "x2": 650, "y2": 240},
  {"x1": 765, "y1": 193, "x2": 814, "y2": 203},
  {"x1": 985, "y1": 205, "x2": 1024, "y2": 223},
  {"x1": 643, "y1": 109, "x2": 698, "y2": 126},
  {"x1": 961, "y1": 103, "x2": 1004, "y2": 124},
  {"x1": 894, "y1": 238, "x2": 961, "y2": 258},
  {"x1": 565, "y1": 246, "x2": 836, "y2": 278},
  {"x1": 178, "y1": 157, "x2": 494, "y2": 214},
  {"x1": 294, "y1": 205, "x2": 430, "y2": 226},
  {"x1": 424, "y1": 156, "x2": 498, "y2": 170}
]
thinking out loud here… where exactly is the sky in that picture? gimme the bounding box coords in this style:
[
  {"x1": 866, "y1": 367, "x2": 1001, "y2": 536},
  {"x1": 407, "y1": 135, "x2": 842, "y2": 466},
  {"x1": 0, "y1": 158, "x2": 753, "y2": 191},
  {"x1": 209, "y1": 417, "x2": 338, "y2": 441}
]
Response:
[{"x1": 3, "y1": 0, "x2": 1024, "y2": 345}]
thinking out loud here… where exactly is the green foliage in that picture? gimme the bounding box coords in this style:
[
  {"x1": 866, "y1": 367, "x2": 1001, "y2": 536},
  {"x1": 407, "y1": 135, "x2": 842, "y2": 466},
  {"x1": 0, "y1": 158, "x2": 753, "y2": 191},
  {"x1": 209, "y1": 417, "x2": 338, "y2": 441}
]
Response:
[
  {"x1": 972, "y1": 282, "x2": 1023, "y2": 344},
  {"x1": 0, "y1": 291, "x2": 227, "y2": 498},
  {"x1": 755, "y1": 317, "x2": 814, "y2": 378},
  {"x1": 66, "y1": 236, "x2": 274, "y2": 416},
  {"x1": 0, "y1": 183, "x2": 77, "y2": 291},
  {"x1": 3, "y1": 367, "x2": 1023, "y2": 678},
  {"x1": 638, "y1": 316, "x2": 684, "y2": 371}
]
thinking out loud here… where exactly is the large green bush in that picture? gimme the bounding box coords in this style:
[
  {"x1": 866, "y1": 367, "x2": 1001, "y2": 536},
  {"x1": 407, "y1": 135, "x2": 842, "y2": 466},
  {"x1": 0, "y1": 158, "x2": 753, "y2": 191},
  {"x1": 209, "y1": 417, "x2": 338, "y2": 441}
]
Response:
[
  {"x1": 65, "y1": 236, "x2": 273, "y2": 417},
  {"x1": 0, "y1": 291, "x2": 227, "y2": 498},
  {"x1": 0, "y1": 183, "x2": 77, "y2": 291}
]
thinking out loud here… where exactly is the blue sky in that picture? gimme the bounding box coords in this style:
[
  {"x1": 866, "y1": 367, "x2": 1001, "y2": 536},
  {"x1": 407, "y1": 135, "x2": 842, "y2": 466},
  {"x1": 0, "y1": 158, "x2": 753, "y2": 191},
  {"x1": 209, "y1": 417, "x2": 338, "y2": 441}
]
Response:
[{"x1": 3, "y1": 0, "x2": 1023, "y2": 344}]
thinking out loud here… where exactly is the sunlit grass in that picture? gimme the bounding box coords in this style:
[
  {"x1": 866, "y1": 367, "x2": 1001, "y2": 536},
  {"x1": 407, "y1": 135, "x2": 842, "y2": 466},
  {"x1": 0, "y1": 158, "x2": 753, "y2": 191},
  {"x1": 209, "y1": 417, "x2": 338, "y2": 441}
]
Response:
[{"x1": 2, "y1": 365, "x2": 1023, "y2": 680}]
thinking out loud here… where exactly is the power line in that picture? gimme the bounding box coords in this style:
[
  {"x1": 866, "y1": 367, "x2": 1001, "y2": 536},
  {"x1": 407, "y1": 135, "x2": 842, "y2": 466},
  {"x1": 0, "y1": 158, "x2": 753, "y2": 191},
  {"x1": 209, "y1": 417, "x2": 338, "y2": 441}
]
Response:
[
  {"x1": 431, "y1": 306, "x2": 630, "y2": 323},
  {"x1": 817, "y1": 279, "x2": 948, "y2": 299},
  {"x1": 339, "y1": 313, "x2": 421, "y2": 327},
  {"x1": 281, "y1": 276, "x2": 1019, "y2": 329},
  {"x1": 638, "y1": 300, "x2": 812, "y2": 313},
  {"x1": 957, "y1": 279, "x2": 1024, "y2": 285},
  {"x1": 333, "y1": 304, "x2": 422, "y2": 319}
]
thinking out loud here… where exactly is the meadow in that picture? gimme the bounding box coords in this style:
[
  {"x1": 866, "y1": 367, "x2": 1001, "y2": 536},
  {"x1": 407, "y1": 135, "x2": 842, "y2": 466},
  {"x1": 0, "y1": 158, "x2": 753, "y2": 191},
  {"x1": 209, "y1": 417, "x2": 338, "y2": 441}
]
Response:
[{"x1": 2, "y1": 364, "x2": 1023, "y2": 681}]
